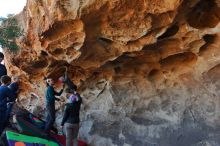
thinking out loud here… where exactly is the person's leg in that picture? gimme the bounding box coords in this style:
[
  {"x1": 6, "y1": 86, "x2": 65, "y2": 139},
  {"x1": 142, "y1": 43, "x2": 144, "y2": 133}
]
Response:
[
  {"x1": 73, "y1": 124, "x2": 79, "y2": 146},
  {"x1": 46, "y1": 107, "x2": 55, "y2": 132},
  {"x1": 6, "y1": 103, "x2": 11, "y2": 118},
  {"x1": 6, "y1": 103, "x2": 14, "y2": 120},
  {"x1": 0, "y1": 111, "x2": 7, "y2": 136},
  {"x1": 5, "y1": 103, "x2": 12, "y2": 127},
  {"x1": 44, "y1": 106, "x2": 55, "y2": 132},
  {"x1": 65, "y1": 123, "x2": 74, "y2": 146},
  {"x1": 73, "y1": 137, "x2": 78, "y2": 146},
  {"x1": 50, "y1": 107, "x2": 55, "y2": 129},
  {"x1": 44, "y1": 107, "x2": 51, "y2": 131}
]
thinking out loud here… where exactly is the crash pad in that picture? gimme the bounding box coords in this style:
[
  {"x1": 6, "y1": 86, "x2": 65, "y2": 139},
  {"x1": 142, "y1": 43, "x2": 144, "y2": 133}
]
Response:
[
  {"x1": 15, "y1": 115, "x2": 49, "y2": 139},
  {"x1": 14, "y1": 109, "x2": 57, "y2": 133},
  {"x1": 15, "y1": 115, "x2": 87, "y2": 146},
  {"x1": 6, "y1": 131, "x2": 59, "y2": 146}
]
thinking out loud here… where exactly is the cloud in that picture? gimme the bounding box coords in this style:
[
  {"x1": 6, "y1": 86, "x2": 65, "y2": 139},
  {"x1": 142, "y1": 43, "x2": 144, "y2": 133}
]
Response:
[{"x1": 0, "y1": 0, "x2": 26, "y2": 17}]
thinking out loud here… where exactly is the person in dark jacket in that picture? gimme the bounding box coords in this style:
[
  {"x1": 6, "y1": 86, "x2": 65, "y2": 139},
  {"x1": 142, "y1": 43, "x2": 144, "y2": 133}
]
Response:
[
  {"x1": 0, "y1": 75, "x2": 15, "y2": 135},
  {"x1": 8, "y1": 76, "x2": 20, "y2": 95},
  {"x1": 44, "y1": 78, "x2": 64, "y2": 133},
  {"x1": 7, "y1": 76, "x2": 20, "y2": 121},
  {"x1": 0, "y1": 52, "x2": 7, "y2": 80},
  {"x1": 61, "y1": 88, "x2": 82, "y2": 146}
]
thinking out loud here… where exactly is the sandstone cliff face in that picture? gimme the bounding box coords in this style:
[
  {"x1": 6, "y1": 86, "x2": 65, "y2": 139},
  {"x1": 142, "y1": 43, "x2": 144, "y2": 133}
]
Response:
[{"x1": 4, "y1": 0, "x2": 220, "y2": 146}]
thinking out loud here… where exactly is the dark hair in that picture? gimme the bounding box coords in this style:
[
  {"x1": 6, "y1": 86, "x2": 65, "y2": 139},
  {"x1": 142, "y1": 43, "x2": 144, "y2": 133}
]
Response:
[
  {"x1": 1, "y1": 75, "x2": 11, "y2": 85},
  {"x1": 43, "y1": 77, "x2": 49, "y2": 86},
  {"x1": 0, "y1": 52, "x2": 4, "y2": 59}
]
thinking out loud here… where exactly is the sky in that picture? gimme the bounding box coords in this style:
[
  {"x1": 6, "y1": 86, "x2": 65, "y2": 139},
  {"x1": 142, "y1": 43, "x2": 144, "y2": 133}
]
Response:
[
  {"x1": 0, "y1": 0, "x2": 26, "y2": 52},
  {"x1": 0, "y1": 0, "x2": 27, "y2": 17}
]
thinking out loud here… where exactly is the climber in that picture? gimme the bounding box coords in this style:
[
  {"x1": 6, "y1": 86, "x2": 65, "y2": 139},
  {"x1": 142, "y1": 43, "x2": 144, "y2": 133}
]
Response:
[
  {"x1": 66, "y1": 87, "x2": 81, "y2": 103},
  {"x1": 0, "y1": 75, "x2": 15, "y2": 135},
  {"x1": 8, "y1": 76, "x2": 20, "y2": 96},
  {"x1": 59, "y1": 67, "x2": 77, "y2": 93},
  {"x1": 61, "y1": 87, "x2": 82, "y2": 146},
  {"x1": 44, "y1": 78, "x2": 64, "y2": 133},
  {"x1": 0, "y1": 53, "x2": 7, "y2": 83},
  {"x1": 7, "y1": 76, "x2": 20, "y2": 122}
]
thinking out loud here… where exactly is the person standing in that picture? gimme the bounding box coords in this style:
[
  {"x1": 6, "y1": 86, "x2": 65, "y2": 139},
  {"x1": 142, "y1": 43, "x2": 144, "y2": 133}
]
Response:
[
  {"x1": 8, "y1": 76, "x2": 20, "y2": 95},
  {"x1": 44, "y1": 78, "x2": 64, "y2": 133},
  {"x1": 61, "y1": 88, "x2": 82, "y2": 146},
  {"x1": 7, "y1": 76, "x2": 20, "y2": 121},
  {"x1": 0, "y1": 75, "x2": 15, "y2": 135}
]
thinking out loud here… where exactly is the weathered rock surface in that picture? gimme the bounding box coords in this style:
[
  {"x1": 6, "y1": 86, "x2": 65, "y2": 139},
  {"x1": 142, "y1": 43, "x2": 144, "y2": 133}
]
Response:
[{"x1": 4, "y1": 0, "x2": 220, "y2": 146}]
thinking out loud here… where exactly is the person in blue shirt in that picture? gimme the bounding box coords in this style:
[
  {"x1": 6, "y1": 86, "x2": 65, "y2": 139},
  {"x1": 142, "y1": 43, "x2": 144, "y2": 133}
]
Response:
[
  {"x1": 7, "y1": 76, "x2": 20, "y2": 121},
  {"x1": 0, "y1": 53, "x2": 7, "y2": 82},
  {"x1": 8, "y1": 76, "x2": 19, "y2": 95},
  {"x1": 44, "y1": 78, "x2": 64, "y2": 133},
  {"x1": 0, "y1": 75, "x2": 15, "y2": 135},
  {"x1": 61, "y1": 87, "x2": 82, "y2": 146}
]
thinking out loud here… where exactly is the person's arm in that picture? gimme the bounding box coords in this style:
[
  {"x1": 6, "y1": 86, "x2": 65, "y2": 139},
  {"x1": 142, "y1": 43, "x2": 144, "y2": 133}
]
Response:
[
  {"x1": 64, "y1": 71, "x2": 68, "y2": 81},
  {"x1": 3, "y1": 65, "x2": 7, "y2": 75},
  {"x1": 76, "y1": 93, "x2": 82, "y2": 102},
  {"x1": 64, "y1": 67, "x2": 68, "y2": 81},
  {"x1": 61, "y1": 105, "x2": 69, "y2": 126},
  {"x1": 16, "y1": 89, "x2": 20, "y2": 94},
  {"x1": 54, "y1": 89, "x2": 63, "y2": 96},
  {"x1": 55, "y1": 97, "x2": 60, "y2": 101},
  {"x1": 7, "y1": 88, "x2": 16, "y2": 102},
  {"x1": 76, "y1": 93, "x2": 81, "y2": 98},
  {"x1": 15, "y1": 84, "x2": 19, "y2": 94}
]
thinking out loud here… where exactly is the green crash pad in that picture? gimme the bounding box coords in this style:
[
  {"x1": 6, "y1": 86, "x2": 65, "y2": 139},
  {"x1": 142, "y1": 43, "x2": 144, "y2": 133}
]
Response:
[{"x1": 6, "y1": 131, "x2": 59, "y2": 146}]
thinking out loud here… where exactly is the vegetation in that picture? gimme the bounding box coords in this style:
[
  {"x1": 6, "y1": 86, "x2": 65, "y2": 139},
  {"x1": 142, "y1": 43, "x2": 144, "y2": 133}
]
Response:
[{"x1": 0, "y1": 15, "x2": 23, "y2": 52}]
